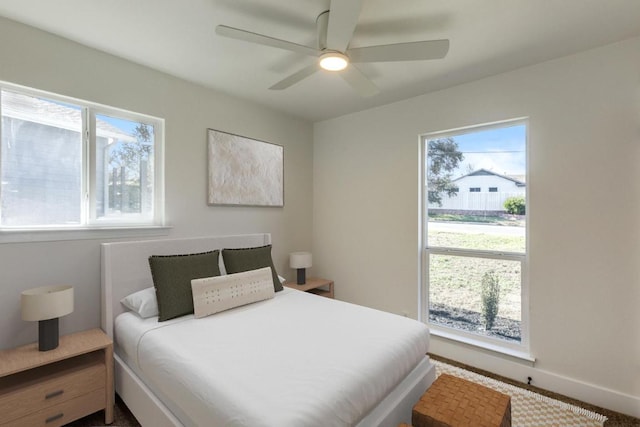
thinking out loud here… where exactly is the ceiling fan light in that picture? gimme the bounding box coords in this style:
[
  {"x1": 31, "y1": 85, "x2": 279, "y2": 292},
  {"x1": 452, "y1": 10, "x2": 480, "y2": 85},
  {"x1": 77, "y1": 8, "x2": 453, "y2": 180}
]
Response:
[{"x1": 319, "y1": 52, "x2": 348, "y2": 71}]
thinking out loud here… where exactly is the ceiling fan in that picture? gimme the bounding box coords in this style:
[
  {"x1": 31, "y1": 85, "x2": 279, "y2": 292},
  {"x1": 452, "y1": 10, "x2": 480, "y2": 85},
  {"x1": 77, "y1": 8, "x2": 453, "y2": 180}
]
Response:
[{"x1": 215, "y1": 0, "x2": 449, "y2": 97}]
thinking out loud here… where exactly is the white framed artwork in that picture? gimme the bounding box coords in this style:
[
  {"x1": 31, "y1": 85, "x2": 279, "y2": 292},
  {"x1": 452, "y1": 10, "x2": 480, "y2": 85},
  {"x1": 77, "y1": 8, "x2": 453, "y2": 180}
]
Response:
[{"x1": 207, "y1": 129, "x2": 284, "y2": 207}]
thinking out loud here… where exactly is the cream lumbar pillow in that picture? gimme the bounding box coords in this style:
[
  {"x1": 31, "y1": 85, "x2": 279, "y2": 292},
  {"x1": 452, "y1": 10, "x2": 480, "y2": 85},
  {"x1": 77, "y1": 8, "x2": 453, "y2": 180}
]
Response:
[{"x1": 191, "y1": 267, "x2": 275, "y2": 318}]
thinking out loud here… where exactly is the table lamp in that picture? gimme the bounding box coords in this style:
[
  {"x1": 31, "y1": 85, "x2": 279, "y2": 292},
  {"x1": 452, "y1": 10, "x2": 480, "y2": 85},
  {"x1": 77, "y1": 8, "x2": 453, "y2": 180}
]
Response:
[
  {"x1": 21, "y1": 285, "x2": 74, "y2": 351},
  {"x1": 289, "y1": 252, "x2": 312, "y2": 285}
]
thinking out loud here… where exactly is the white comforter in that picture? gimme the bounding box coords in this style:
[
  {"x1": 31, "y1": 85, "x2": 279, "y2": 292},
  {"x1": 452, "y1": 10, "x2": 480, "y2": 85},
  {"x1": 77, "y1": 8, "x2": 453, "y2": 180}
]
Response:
[{"x1": 115, "y1": 288, "x2": 429, "y2": 427}]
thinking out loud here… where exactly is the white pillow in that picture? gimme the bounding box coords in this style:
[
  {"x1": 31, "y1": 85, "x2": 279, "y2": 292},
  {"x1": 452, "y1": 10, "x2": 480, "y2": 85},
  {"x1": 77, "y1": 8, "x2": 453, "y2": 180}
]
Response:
[
  {"x1": 120, "y1": 287, "x2": 159, "y2": 318},
  {"x1": 191, "y1": 267, "x2": 274, "y2": 318}
]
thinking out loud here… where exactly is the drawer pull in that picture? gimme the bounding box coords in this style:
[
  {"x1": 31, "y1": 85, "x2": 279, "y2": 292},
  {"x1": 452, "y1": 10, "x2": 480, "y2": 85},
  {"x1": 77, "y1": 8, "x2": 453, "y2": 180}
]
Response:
[
  {"x1": 45, "y1": 413, "x2": 64, "y2": 423},
  {"x1": 45, "y1": 389, "x2": 64, "y2": 399}
]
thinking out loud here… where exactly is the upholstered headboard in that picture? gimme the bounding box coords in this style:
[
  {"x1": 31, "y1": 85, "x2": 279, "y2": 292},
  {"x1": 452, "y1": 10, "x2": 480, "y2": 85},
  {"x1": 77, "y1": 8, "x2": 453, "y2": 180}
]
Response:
[{"x1": 100, "y1": 233, "x2": 272, "y2": 338}]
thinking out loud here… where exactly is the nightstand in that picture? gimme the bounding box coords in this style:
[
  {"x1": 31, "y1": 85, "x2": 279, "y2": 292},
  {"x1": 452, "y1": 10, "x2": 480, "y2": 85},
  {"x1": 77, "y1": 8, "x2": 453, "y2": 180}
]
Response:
[
  {"x1": 0, "y1": 328, "x2": 114, "y2": 426},
  {"x1": 285, "y1": 277, "x2": 334, "y2": 299}
]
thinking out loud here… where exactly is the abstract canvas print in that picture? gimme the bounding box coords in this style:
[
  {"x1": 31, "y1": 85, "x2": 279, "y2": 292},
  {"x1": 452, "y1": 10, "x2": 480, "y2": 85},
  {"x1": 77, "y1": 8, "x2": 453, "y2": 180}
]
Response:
[{"x1": 207, "y1": 129, "x2": 284, "y2": 206}]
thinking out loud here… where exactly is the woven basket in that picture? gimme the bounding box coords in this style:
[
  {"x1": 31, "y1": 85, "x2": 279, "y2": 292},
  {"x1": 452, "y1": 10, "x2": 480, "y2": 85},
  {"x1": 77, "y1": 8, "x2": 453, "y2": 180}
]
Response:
[{"x1": 412, "y1": 373, "x2": 511, "y2": 427}]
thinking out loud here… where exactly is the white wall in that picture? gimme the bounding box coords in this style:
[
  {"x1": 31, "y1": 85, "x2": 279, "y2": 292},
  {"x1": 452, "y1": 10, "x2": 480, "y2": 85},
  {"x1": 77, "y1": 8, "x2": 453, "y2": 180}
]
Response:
[
  {"x1": 0, "y1": 17, "x2": 314, "y2": 349},
  {"x1": 313, "y1": 37, "x2": 640, "y2": 416}
]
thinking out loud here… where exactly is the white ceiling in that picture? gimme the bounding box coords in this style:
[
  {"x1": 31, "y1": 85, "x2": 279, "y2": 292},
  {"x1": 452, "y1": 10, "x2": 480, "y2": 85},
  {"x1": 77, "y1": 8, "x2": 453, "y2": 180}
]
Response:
[{"x1": 1, "y1": 0, "x2": 639, "y2": 122}]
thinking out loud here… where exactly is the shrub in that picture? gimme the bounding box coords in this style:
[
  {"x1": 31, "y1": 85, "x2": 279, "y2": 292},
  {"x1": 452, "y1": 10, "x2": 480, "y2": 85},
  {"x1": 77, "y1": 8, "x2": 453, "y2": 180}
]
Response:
[
  {"x1": 481, "y1": 270, "x2": 500, "y2": 330},
  {"x1": 504, "y1": 196, "x2": 526, "y2": 215}
]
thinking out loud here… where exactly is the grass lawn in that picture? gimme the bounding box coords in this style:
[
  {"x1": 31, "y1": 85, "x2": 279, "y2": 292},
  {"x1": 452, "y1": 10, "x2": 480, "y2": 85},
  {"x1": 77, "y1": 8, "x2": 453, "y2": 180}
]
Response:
[
  {"x1": 429, "y1": 229, "x2": 525, "y2": 253},
  {"x1": 428, "y1": 230, "x2": 524, "y2": 321},
  {"x1": 428, "y1": 212, "x2": 524, "y2": 227}
]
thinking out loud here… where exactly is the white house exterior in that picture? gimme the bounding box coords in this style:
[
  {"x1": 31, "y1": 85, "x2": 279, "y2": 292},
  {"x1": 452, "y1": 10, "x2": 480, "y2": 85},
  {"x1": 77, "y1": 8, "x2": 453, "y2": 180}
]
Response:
[
  {"x1": 429, "y1": 168, "x2": 525, "y2": 212},
  {"x1": 1, "y1": 91, "x2": 141, "y2": 225}
]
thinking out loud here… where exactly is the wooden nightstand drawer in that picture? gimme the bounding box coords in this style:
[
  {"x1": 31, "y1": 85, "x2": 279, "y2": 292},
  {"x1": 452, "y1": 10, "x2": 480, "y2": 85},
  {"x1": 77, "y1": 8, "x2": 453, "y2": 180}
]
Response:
[
  {"x1": 0, "y1": 352, "x2": 105, "y2": 424},
  {"x1": 0, "y1": 329, "x2": 114, "y2": 425},
  {"x1": 1, "y1": 388, "x2": 105, "y2": 427}
]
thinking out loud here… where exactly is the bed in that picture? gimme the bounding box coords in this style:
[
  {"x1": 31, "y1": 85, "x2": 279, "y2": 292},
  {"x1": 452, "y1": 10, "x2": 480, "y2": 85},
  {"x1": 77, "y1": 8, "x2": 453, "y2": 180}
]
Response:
[{"x1": 101, "y1": 233, "x2": 435, "y2": 426}]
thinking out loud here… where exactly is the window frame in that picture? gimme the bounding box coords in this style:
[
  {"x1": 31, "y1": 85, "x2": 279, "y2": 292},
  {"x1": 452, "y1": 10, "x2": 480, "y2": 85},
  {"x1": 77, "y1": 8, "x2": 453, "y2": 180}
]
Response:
[
  {"x1": 419, "y1": 118, "x2": 531, "y2": 360},
  {"x1": 0, "y1": 81, "x2": 167, "y2": 241}
]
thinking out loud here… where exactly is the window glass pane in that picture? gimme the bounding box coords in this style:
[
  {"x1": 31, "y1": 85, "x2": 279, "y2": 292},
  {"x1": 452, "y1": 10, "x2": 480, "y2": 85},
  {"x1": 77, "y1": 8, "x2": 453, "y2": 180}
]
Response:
[
  {"x1": 1, "y1": 91, "x2": 82, "y2": 226},
  {"x1": 429, "y1": 253, "x2": 521, "y2": 342},
  {"x1": 95, "y1": 114, "x2": 154, "y2": 221},
  {"x1": 427, "y1": 124, "x2": 526, "y2": 253}
]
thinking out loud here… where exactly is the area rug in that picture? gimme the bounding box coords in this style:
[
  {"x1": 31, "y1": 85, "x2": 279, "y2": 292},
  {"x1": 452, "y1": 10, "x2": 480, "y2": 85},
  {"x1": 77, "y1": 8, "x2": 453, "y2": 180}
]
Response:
[{"x1": 434, "y1": 360, "x2": 608, "y2": 427}]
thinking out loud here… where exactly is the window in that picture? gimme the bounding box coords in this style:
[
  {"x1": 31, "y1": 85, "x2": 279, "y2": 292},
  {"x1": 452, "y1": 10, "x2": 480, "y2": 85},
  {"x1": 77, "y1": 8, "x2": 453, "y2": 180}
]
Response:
[
  {"x1": 0, "y1": 85, "x2": 164, "y2": 230},
  {"x1": 422, "y1": 119, "x2": 528, "y2": 355}
]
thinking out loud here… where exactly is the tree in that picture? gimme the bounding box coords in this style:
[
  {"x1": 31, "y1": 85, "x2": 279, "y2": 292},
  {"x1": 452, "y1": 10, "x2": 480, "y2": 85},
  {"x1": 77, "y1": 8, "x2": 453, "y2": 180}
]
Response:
[
  {"x1": 107, "y1": 123, "x2": 153, "y2": 213},
  {"x1": 427, "y1": 138, "x2": 464, "y2": 206},
  {"x1": 108, "y1": 123, "x2": 153, "y2": 182}
]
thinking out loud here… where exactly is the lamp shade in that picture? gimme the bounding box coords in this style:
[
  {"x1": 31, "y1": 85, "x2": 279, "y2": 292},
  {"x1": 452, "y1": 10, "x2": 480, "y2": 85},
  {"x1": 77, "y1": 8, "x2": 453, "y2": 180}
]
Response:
[
  {"x1": 21, "y1": 285, "x2": 74, "y2": 321},
  {"x1": 289, "y1": 252, "x2": 312, "y2": 269}
]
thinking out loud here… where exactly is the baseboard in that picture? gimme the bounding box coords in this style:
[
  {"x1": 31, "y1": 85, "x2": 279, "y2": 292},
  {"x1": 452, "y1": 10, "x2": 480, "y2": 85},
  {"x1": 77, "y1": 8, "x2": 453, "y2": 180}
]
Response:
[
  {"x1": 430, "y1": 337, "x2": 640, "y2": 419},
  {"x1": 529, "y1": 366, "x2": 640, "y2": 419}
]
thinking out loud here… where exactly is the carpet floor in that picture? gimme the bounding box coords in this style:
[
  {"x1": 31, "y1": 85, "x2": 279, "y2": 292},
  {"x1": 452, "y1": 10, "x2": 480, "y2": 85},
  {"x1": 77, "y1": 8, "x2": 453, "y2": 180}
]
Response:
[
  {"x1": 67, "y1": 355, "x2": 639, "y2": 426},
  {"x1": 430, "y1": 354, "x2": 639, "y2": 427}
]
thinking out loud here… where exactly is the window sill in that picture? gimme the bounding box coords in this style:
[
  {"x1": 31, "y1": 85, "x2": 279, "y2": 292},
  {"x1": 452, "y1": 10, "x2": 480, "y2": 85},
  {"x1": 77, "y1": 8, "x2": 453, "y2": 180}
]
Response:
[
  {"x1": 429, "y1": 324, "x2": 535, "y2": 364},
  {"x1": 0, "y1": 225, "x2": 172, "y2": 244}
]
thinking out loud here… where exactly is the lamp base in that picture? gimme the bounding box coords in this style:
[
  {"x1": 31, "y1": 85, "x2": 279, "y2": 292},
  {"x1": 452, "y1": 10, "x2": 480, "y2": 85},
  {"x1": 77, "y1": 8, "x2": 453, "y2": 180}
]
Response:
[
  {"x1": 296, "y1": 268, "x2": 306, "y2": 285},
  {"x1": 38, "y1": 318, "x2": 59, "y2": 351}
]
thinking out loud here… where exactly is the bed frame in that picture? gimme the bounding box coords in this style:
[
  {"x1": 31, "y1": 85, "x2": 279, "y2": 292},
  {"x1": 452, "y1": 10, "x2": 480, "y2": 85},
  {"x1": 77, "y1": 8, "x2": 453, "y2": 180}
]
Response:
[{"x1": 101, "y1": 233, "x2": 435, "y2": 426}]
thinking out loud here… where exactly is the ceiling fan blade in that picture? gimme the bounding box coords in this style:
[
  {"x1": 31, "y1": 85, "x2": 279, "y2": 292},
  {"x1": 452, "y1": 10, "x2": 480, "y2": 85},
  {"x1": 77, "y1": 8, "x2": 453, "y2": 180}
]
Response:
[
  {"x1": 348, "y1": 39, "x2": 450, "y2": 63},
  {"x1": 326, "y1": 0, "x2": 363, "y2": 52},
  {"x1": 216, "y1": 25, "x2": 319, "y2": 57},
  {"x1": 339, "y1": 65, "x2": 379, "y2": 97},
  {"x1": 269, "y1": 64, "x2": 319, "y2": 90}
]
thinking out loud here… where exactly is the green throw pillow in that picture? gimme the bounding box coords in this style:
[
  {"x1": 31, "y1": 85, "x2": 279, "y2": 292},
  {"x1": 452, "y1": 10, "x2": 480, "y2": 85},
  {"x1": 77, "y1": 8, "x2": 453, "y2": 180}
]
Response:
[
  {"x1": 149, "y1": 250, "x2": 221, "y2": 321},
  {"x1": 221, "y1": 245, "x2": 282, "y2": 292}
]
